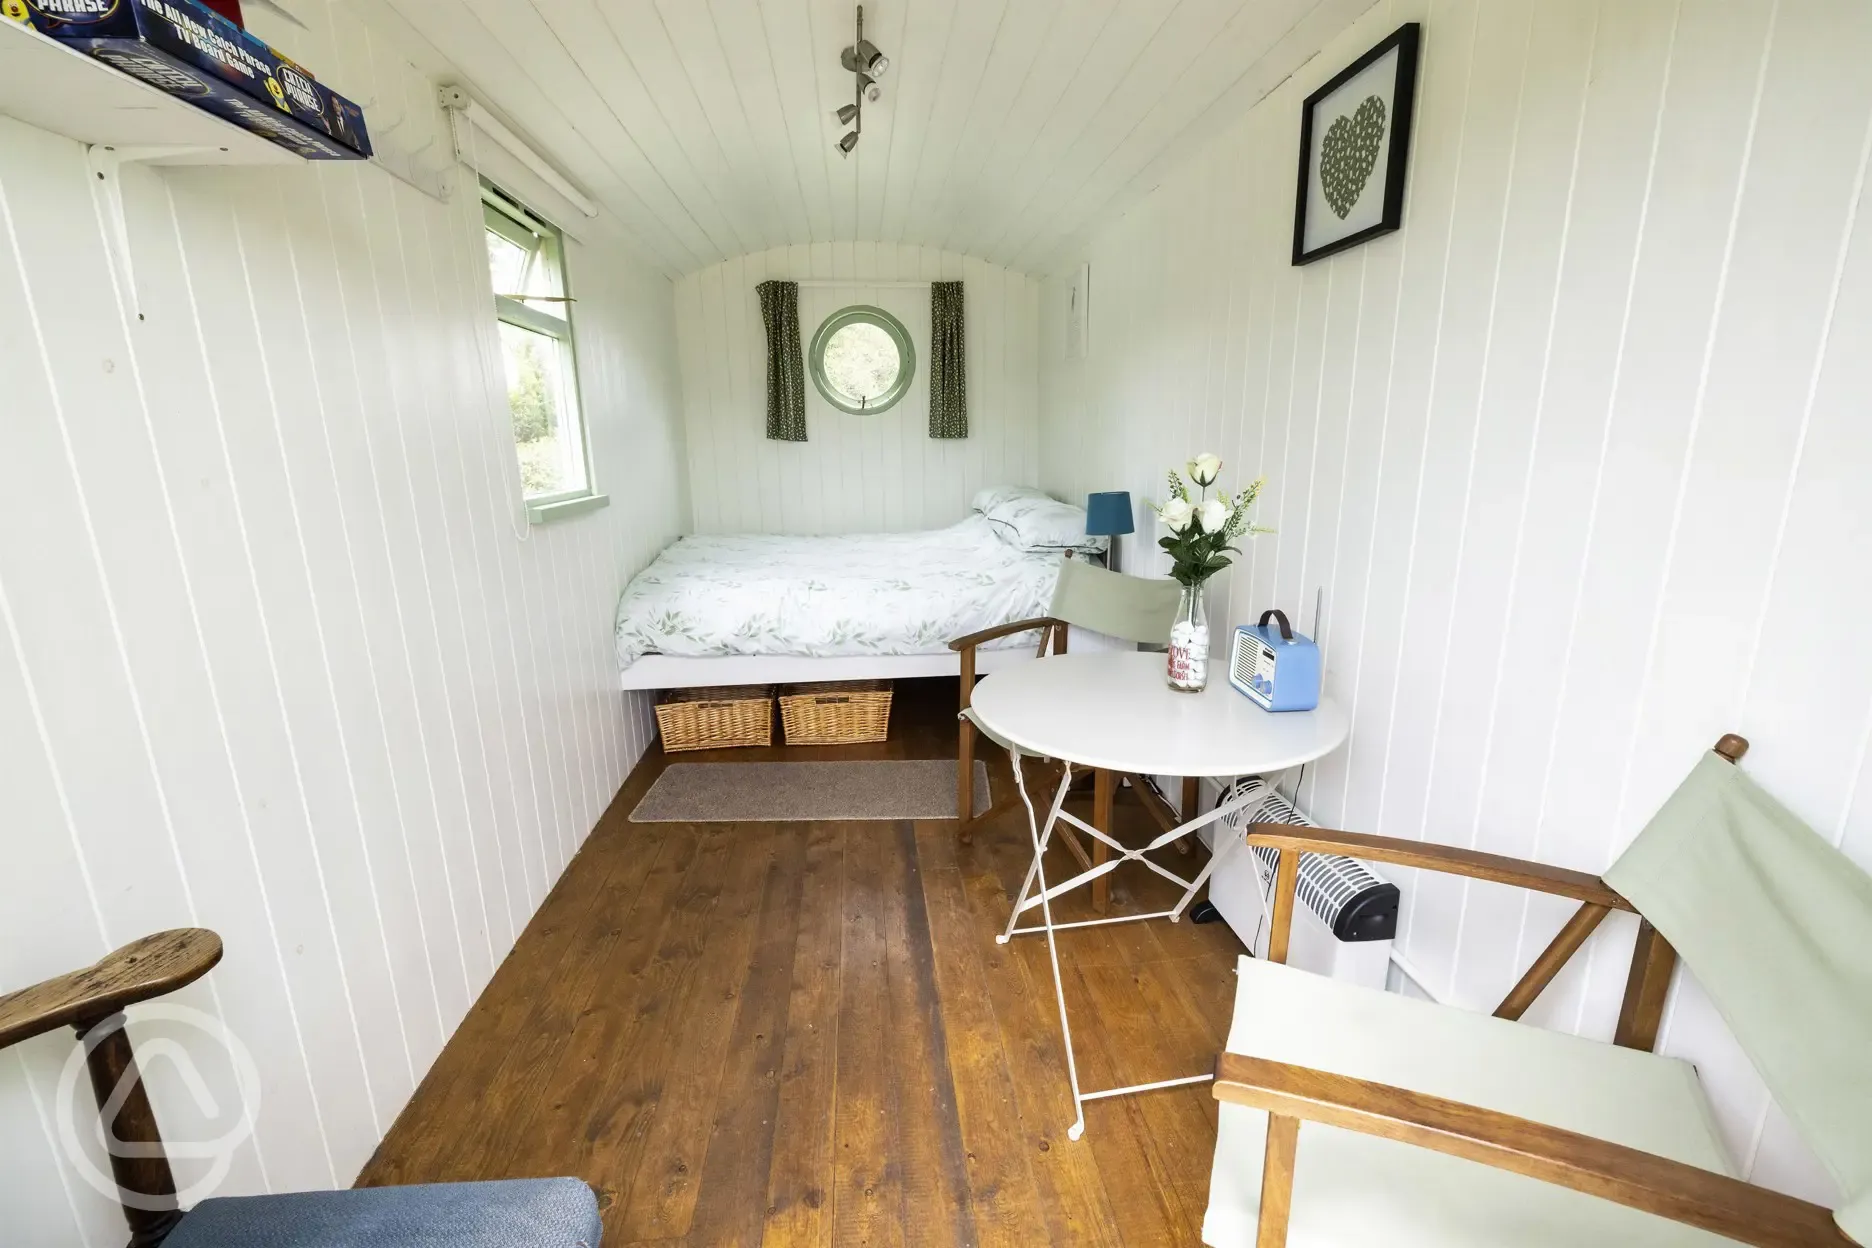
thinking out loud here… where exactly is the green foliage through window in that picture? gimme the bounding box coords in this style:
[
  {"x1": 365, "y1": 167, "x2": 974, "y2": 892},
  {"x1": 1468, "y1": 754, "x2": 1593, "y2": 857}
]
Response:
[
  {"x1": 484, "y1": 182, "x2": 588, "y2": 501},
  {"x1": 809, "y1": 305, "x2": 915, "y2": 415}
]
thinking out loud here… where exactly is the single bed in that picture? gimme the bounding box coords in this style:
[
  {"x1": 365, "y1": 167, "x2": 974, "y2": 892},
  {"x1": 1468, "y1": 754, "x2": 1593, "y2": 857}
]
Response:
[{"x1": 614, "y1": 514, "x2": 1100, "y2": 691}]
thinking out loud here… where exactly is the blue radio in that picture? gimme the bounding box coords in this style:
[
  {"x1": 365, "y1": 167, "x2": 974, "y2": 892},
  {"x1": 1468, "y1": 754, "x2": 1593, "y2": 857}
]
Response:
[{"x1": 1229, "y1": 610, "x2": 1320, "y2": 712}]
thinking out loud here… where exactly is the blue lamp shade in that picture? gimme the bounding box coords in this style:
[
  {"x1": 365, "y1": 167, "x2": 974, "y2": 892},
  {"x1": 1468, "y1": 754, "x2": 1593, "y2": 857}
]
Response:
[{"x1": 1085, "y1": 491, "x2": 1135, "y2": 537}]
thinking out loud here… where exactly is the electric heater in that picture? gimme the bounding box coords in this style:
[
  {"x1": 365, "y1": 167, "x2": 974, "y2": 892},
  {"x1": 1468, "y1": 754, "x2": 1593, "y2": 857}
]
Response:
[{"x1": 1200, "y1": 777, "x2": 1399, "y2": 988}]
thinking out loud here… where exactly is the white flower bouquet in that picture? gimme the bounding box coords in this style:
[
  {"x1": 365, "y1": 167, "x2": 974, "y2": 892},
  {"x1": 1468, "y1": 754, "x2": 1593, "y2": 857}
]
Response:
[{"x1": 1154, "y1": 454, "x2": 1269, "y2": 589}]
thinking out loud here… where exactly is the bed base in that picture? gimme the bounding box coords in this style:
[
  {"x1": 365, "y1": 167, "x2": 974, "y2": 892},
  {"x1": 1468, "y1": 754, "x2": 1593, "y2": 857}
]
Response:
[{"x1": 616, "y1": 646, "x2": 1041, "y2": 692}]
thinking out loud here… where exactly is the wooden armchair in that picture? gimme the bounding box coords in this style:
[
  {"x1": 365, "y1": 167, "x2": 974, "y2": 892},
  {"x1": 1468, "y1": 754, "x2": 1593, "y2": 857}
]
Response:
[
  {"x1": 949, "y1": 558, "x2": 1186, "y2": 908},
  {"x1": 0, "y1": 931, "x2": 601, "y2": 1247},
  {"x1": 1205, "y1": 734, "x2": 1872, "y2": 1248}
]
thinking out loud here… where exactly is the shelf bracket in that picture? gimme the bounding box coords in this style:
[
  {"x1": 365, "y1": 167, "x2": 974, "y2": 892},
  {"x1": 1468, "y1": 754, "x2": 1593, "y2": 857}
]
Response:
[{"x1": 86, "y1": 144, "x2": 213, "y2": 321}]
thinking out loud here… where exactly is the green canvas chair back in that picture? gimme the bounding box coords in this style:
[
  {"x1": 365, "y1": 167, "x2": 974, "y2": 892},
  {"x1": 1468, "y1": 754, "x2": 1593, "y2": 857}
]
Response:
[
  {"x1": 1603, "y1": 750, "x2": 1872, "y2": 1240},
  {"x1": 1048, "y1": 557, "x2": 1183, "y2": 646}
]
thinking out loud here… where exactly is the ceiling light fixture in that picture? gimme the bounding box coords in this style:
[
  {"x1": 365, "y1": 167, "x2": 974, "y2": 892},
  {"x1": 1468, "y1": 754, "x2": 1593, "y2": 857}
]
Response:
[
  {"x1": 844, "y1": 38, "x2": 889, "y2": 78},
  {"x1": 832, "y1": 5, "x2": 887, "y2": 155}
]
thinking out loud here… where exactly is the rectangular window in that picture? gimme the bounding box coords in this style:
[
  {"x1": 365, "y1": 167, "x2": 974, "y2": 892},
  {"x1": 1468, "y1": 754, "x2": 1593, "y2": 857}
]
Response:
[{"x1": 483, "y1": 182, "x2": 590, "y2": 503}]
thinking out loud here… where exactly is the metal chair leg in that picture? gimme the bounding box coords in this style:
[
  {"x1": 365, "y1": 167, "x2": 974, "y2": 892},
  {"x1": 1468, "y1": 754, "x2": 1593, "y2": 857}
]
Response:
[{"x1": 1009, "y1": 752, "x2": 1088, "y2": 1141}]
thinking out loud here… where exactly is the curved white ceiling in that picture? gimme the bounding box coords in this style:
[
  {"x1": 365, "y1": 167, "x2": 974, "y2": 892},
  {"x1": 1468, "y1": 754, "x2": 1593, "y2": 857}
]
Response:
[{"x1": 382, "y1": 0, "x2": 1371, "y2": 276}]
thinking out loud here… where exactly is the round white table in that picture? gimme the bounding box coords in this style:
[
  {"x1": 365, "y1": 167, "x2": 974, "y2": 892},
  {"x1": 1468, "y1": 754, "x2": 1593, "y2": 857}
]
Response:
[
  {"x1": 969, "y1": 650, "x2": 1348, "y2": 779},
  {"x1": 967, "y1": 650, "x2": 1348, "y2": 1139}
]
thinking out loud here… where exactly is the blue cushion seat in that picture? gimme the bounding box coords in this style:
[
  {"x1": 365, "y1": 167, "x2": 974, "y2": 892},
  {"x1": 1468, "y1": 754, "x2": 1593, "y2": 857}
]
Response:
[{"x1": 163, "y1": 1178, "x2": 602, "y2": 1248}]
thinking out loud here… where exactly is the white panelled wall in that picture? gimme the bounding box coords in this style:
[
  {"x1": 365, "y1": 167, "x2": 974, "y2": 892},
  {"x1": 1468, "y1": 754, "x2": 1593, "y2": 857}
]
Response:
[
  {"x1": 0, "y1": 5, "x2": 685, "y2": 1244},
  {"x1": 1042, "y1": 0, "x2": 1872, "y2": 1206},
  {"x1": 675, "y1": 244, "x2": 1039, "y2": 535}
]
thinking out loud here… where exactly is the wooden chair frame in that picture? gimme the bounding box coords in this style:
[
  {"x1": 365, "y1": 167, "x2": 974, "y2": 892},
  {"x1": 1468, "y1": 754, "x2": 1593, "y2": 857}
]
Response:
[
  {"x1": 950, "y1": 619, "x2": 1199, "y2": 913},
  {"x1": 951, "y1": 613, "x2": 1068, "y2": 843},
  {"x1": 0, "y1": 929, "x2": 224, "y2": 1247},
  {"x1": 1219, "y1": 733, "x2": 1857, "y2": 1248}
]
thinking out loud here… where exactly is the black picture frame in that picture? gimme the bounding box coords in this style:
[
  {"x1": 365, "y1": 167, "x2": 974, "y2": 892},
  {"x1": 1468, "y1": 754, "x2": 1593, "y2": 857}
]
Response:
[{"x1": 1292, "y1": 22, "x2": 1421, "y2": 266}]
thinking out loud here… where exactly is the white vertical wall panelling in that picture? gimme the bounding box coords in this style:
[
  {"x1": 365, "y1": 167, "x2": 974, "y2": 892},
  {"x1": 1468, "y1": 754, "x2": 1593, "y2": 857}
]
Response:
[
  {"x1": 1039, "y1": 0, "x2": 1872, "y2": 1202},
  {"x1": 425, "y1": 164, "x2": 543, "y2": 917},
  {"x1": 183, "y1": 172, "x2": 404, "y2": 1160},
  {"x1": 358, "y1": 145, "x2": 501, "y2": 999},
  {"x1": 0, "y1": 571, "x2": 123, "y2": 1246},
  {"x1": 0, "y1": 1, "x2": 687, "y2": 1237},
  {"x1": 327, "y1": 158, "x2": 479, "y2": 1032},
  {"x1": 399, "y1": 163, "x2": 527, "y2": 954},
  {"x1": 2, "y1": 143, "x2": 333, "y2": 1215},
  {"x1": 260, "y1": 167, "x2": 436, "y2": 1109},
  {"x1": 0, "y1": 143, "x2": 241, "y2": 1245},
  {"x1": 278, "y1": 162, "x2": 453, "y2": 1061},
  {"x1": 1534, "y1": 0, "x2": 1776, "y2": 1054},
  {"x1": 676, "y1": 244, "x2": 1042, "y2": 535},
  {"x1": 1383, "y1": 0, "x2": 1530, "y2": 999},
  {"x1": 1436, "y1": 0, "x2": 1598, "y2": 1013},
  {"x1": 1626, "y1": 0, "x2": 1872, "y2": 1199},
  {"x1": 1735, "y1": 35, "x2": 1872, "y2": 1189},
  {"x1": 1464, "y1": 0, "x2": 1676, "y2": 1038},
  {"x1": 29, "y1": 131, "x2": 359, "y2": 1193},
  {"x1": 1338, "y1": 0, "x2": 1474, "y2": 972}
]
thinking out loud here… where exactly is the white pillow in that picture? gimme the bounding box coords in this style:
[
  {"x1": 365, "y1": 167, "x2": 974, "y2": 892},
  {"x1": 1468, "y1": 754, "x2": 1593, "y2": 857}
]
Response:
[
  {"x1": 984, "y1": 492, "x2": 1107, "y2": 554},
  {"x1": 971, "y1": 484, "x2": 1051, "y2": 516}
]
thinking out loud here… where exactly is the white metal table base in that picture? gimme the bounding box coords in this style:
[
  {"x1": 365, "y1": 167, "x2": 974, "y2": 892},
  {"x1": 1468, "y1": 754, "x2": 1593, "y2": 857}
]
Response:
[{"x1": 1002, "y1": 752, "x2": 1264, "y2": 1140}]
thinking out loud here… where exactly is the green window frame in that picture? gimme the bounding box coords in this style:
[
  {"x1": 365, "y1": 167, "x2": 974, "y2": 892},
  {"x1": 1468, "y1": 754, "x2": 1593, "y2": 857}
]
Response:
[
  {"x1": 808, "y1": 304, "x2": 916, "y2": 415},
  {"x1": 482, "y1": 181, "x2": 598, "y2": 514}
]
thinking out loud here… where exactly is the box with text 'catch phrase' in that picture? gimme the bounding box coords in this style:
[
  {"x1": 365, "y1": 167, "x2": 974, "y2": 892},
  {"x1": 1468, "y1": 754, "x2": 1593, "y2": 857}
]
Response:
[{"x1": 26, "y1": 0, "x2": 370, "y2": 159}]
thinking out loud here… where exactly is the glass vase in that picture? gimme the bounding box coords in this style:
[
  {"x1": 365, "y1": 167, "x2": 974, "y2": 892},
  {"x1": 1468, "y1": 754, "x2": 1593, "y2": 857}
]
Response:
[{"x1": 1167, "y1": 582, "x2": 1209, "y2": 692}]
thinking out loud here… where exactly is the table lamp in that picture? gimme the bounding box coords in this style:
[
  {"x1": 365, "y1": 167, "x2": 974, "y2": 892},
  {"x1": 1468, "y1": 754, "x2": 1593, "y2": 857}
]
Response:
[{"x1": 1085, "y1": 490, "x2": 1134, "y2": 571}]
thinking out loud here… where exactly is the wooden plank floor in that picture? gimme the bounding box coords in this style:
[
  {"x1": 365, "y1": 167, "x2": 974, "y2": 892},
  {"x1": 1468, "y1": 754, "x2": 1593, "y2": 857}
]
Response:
[{"x1": 359, "y1": 678, "x2": 1247, "y2": 1246}]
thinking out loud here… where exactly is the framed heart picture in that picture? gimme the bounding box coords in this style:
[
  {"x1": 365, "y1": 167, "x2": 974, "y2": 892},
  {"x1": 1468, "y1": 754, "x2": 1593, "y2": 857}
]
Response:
[{"x1": 1293, "y1": 22, "x2": 1421, "y2": 265}]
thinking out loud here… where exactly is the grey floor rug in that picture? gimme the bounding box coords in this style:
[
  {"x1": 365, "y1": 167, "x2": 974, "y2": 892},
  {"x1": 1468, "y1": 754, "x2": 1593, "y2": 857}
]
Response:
[{"x1": 631, "y1": 759, "x2": 992, "y2": 823}]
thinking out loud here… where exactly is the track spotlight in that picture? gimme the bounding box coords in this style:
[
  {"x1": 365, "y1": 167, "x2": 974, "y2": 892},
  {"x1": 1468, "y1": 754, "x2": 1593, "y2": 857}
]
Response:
[
  {"x1": 843, "y1": 38, "x2": 889, "y2": 78},
  {"x1": 833, "y1": 6, "x2": 883, "y2": 154}
]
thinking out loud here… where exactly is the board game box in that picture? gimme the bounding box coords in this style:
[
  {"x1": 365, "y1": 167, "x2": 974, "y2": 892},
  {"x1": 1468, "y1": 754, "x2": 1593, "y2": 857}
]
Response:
[{"x1": 25, "y1": 0, "x2": 371, "y2": 159}]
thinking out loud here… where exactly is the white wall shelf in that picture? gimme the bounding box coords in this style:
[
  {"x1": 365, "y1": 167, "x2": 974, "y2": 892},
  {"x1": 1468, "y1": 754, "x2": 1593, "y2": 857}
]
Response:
[{"x1": 0, "y1": 17, "x2": 301, "y2": 166}]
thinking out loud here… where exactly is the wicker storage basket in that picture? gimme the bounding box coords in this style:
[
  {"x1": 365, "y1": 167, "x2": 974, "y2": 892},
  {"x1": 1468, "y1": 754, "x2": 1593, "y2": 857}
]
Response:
[
  {"x1": 655, "y1": 685, "x2": 774, "y2": 753},
  {"x1": 779, "y1": 680, "x2": 893, "y2": 745}
]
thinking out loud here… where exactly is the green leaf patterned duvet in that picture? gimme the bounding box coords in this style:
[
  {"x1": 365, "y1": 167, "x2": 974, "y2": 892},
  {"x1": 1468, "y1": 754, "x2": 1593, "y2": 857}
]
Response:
[{"x1": 614, "y1": 517, "x2": 1062, "y2": 669}]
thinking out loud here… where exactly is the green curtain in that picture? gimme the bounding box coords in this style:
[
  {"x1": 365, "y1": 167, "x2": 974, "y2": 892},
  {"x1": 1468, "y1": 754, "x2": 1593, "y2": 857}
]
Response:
[
  {"x1": 757, "y1": 279, "x2": 807, "y2": 442},
  {"x1": 929, "y1": 280, "x2": 967, "y2": 439}
]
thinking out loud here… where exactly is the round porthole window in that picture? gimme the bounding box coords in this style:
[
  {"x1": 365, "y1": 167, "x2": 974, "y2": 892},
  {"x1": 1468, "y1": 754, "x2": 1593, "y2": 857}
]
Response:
[{"x1": 809, "y1": 304, "x2": 916, "y2": 414}]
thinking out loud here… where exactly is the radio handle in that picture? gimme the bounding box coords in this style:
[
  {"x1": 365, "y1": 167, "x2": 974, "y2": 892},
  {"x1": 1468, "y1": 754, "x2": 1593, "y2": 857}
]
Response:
[{"x1": 1257, "y1": 609, "x2": 1296, "y2": 641}]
